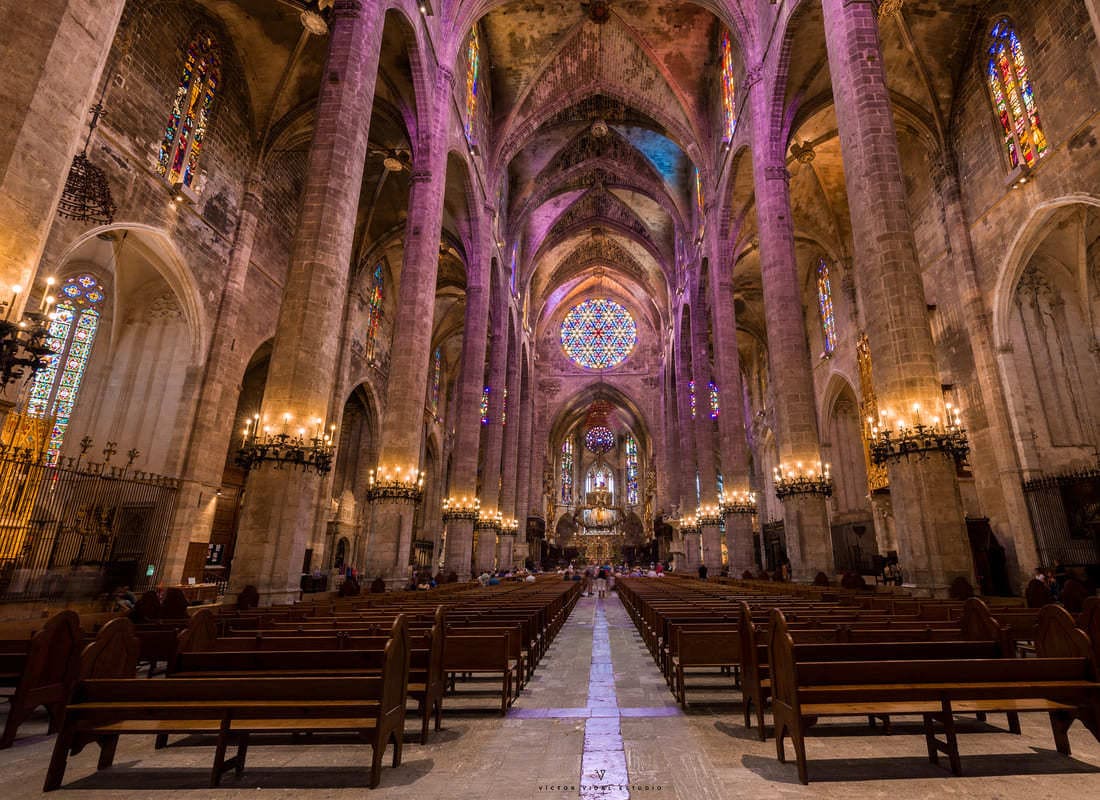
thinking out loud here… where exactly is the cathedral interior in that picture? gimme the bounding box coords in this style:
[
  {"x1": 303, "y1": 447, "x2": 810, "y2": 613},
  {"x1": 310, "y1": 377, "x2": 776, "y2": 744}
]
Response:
[{"x1": 3, "y1": 0, "x2": 1100, "y2": 794}]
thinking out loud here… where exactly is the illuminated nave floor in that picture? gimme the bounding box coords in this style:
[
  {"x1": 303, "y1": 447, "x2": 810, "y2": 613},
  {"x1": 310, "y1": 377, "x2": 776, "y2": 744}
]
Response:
[{"x1": 2, "y1": 593, "x2": 1099, "y2": 799}]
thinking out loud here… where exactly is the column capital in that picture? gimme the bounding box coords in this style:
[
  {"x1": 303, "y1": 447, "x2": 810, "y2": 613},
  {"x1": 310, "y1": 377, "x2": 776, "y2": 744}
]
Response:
[{"x1": 438, "y1": 66, "x2": 455, "y2": 89}]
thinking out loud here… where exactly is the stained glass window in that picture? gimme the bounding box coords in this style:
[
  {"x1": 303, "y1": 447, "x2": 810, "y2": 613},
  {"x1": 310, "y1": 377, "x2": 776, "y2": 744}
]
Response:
[
  {"x1": 430, "y1": 347, "x2": 442, "y2": 417},
  {"x1": 694, "y1": 167, "x2": 706, "y2": 240},
  {"x1": 158, "y1": 32, "x2": 220, "y2": 188},
  {"x1": 560, "y1": 439, "x2": 574, "y2": 504},
  {"x1": 480, "y1": 386, "x2": 490, "y2": 425},
  {"x1": 560, "y1": 298, "x2": 637, "y2": 369},
  {"x1": 464, "y1": 29, "x2": 481, "y2": 145},
  {"x1": 817, "y1": 257, "x2": 837, "y2": 354},
  {"x1": 688, "y1": 380, "x2": 697, "y2": 420},
  {"x1": 987, "y1": 19, "x2": 1047, "y2": 169},
  {"x1": 509, "y1": 241, "x2": 518, "y2": 296},
  {"x1": 26, "y1": 274, "x2": 105, "y2": 463},
  {"x1": 708, "y1": 381, "x2": 720, "y2": 419},
  {"x1": 720, "y1": 31, "x2": 737, "y2": 144},
  {"x1": 584, "y1": 426, "x2": 615, "y2": 454},
  {"x1": 366, "y1": 262, "x2": 384, "y2": 361},
  {"x1": 625, "y1": 435, "x2": 639, "y2": 506}
]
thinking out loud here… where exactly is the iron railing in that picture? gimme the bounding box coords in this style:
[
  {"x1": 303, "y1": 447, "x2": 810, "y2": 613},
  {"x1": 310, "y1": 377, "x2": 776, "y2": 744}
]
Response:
[
  {"x1": 1022, "y1": 466, "x2": 1100, "y2": 567},
  {"x1": 0, "y1": 445, "x2": 179, "y2": 602}
]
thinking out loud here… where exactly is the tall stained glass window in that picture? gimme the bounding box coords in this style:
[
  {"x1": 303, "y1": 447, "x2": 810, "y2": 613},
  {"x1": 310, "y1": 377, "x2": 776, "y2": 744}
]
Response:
[
  {"x1": 430, "y1": 347, "x2": 442, "y2": 417},
  {"x1": 720, "y1": 31, "x2": 737, "y2": 144},
  {"x1": 480, "y1": 386, "x2": 490, "y2": 425},
  {"x1": 561, "y1": 298, "x2": 637, "y2": 369},
  {"x1": 694, "y1": 167, "x2": 706, "y2": 240},
  {"x1": 560, "y1": 439, "x2": 574, "y2": 504},
  {"x1": 987, "y1": 19, "x2": 1047, "y2": 169},
  {"x1": 817, "y1": 257, "x2": 837, "y2": 354},
  {"x1": 464, "y1": 29, "x2": 481, "y2": 145},
  {"x1": 688, "y1": 380, "x2": 697, "y2": 419},
  {"x1": 26, "y1": 274, "x2": 105, "y2": 463},
  {"x1": 366, "y1": 262, "x2": 384, "y2": 361},
  {"x1": 158, "y1": 32, "x2": 220, "y2": 188},
  {"x1": 625, "y1": 435, "x2": 639, "y2": 506},
  {"x1": 708, "y1": 381, "x2": 720, "y2": 419},
  {"x1": 509, "y1": 241, "x2": 518, "y2": 296}
]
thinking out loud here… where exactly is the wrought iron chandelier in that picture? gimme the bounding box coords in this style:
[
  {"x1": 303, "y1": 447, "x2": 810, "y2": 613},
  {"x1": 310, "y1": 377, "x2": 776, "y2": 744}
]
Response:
[
  {"x1": 58, "y1": 103, "x2": 116, "y2": 225},
  {"x1": 442, "y1": 495, "x2": 480, "y2": 521},
  {"x1": 366, "y1": 464, "x2": 423, "y2": 501},
  {"x1": 868, "y1": 403, "x2": 969, "y2": 467},
  {"x1": 0, "y1": 280, "x2": 58, "y2": 391},
  {"x1": 773, "y1": 461, "x2": 833, "y2": 500},
  {"x1": 719, "y1": 490, "x2": 757, "y2": 515},
  {"x1": 696, "y1": 504, "x2": 723, "y2": 526},
  {"x1": 235, "y1": 414, "x2": 336, "y2": 475}
]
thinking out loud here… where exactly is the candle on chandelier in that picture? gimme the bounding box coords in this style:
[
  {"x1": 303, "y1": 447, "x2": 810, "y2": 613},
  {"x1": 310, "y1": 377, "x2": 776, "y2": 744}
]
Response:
[{"x1": 5, "y1": 285, "x2": 21, "y2": 322}]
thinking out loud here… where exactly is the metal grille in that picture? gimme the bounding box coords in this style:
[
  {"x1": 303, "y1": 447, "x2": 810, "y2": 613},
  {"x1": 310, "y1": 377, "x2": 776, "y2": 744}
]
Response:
[
  {"x1": 0, "y1": 447, "x2": 178, "y2": 602},
  {"x1": 1022, "y1": 467, "x2": 1100, "y2": 567}
]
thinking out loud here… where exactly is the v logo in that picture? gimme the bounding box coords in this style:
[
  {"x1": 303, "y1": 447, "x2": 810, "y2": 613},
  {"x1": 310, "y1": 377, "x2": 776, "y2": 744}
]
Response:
[{"x1": 591, "y1": 769, "x2": 606, "y2": 780}]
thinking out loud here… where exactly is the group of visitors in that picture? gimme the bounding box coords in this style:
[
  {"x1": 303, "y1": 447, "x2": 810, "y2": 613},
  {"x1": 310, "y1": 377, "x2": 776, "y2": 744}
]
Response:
[
  {"x1": 1033, "y1": 561, "x2": 1070, "y2": 600},
  {"x1": 476, "y1": 568, "x2": 539, "y2": 587},
  {"x1": 558, "y1": 561, "x2": 673, "y2": 597}
]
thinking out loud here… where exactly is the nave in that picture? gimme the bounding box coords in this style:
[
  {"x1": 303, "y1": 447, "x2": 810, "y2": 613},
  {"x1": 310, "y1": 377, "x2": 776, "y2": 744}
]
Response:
[{"x1": 4, "y1": 584, "x2": 1100, "y2": 799}]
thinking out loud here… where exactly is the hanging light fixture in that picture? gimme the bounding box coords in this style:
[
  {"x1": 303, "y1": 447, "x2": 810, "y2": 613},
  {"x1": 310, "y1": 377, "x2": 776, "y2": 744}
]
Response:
[{"x1": 57, "y1": 102, "x2": 116, "y2": 225}]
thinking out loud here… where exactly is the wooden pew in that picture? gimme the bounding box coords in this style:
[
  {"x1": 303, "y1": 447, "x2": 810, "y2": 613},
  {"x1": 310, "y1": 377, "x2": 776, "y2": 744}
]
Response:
[
  {"x1": 44, "y1": 616, "x2": 410, "y2": 791},
  {"x1": 171, "y1": 611, "x2": 446, "y2": 745},
  {"x1": 0, "y1": 610, "x2": 83, "y2": 748},
  {"x1": 671, "y1": 627, "x2": 739, "y2": 707},
  {"x1": 768, "y1": 605, "x2": 1100, "y2": 784},
  {"x1": 443, "y1": 633, "x2": 519, "y2": 715}
]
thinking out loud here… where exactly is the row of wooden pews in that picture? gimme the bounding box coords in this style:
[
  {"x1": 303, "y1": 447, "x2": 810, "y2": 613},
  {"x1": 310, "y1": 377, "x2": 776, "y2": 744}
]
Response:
[
  {"x1": 0, "y1": 577, "x2": 579, "y2": 790},
  {"x1": 617, "y1": 576, "x2": 1100, "y2": 784}
]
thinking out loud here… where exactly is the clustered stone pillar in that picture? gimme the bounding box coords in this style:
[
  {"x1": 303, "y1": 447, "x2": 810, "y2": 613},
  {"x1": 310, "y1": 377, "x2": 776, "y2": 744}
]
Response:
[
  {"x1": 934, "y1": 158, "x2": 1037, "y2": 589},
  {"x1": 748, "y1": 71, "x2": 834, "y2": 581},
  {"x1": 674, "y1": 329, "x2": 701, "y2": 572},
  {"x1": 822, "y1": 0, "x2": 972, "y2": 593},
  {"x1": 1, "y1": 0, "x2": 125, "y2": 303},
  {"x1": 473, "y1": 296, "x2": 509, "y2": 574},
  {"x1": 497, "y1": 329, "x2": 522, "y2": 570},
  {"x1": 689, "y1": 284, "x2": 722, "y2": 572},
  {"x1": 443, "y1": 268, "x2": 491, "y2": 580},
  {"x1": 512, "y1": 366, "x2": 534, "y2": 567},
  {"x1": 705, "y1": 238, "x2": 756, "y2": 576},
  {"x1": 229, "y1": 1, "x2": 382, "y2": 603},
  {"x1": 364, "y1": 72, "x2": 452, "y2": 585},
  {"x1": 164, "y1": 171, "x2": 264, "y2": 582}
]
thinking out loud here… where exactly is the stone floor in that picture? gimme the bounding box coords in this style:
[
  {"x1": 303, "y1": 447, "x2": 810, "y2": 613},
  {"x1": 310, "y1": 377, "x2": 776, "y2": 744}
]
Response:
[{"x1": 3, "y1": 593, "x2": 1100, "y2": 798}]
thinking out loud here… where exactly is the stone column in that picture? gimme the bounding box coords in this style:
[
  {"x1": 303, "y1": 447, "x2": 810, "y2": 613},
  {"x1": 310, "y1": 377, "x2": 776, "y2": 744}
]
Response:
[
  {"x1": 705, "y1": 234, "x2": 756, "y2": 576},
  {"x1": 747, "y1": 70, "x2": 834, "y2": 581},
  {"x1": 674, "y1": 325, "x2": 699, "y2": 516},
  {"x1": 689, "y1": 285, "x2": 722, "y2": 571},
  {"x1": 681, "y1": 529, "x2": 702, "y2": 572},
  {"x1": 473, "y1": 292, "x2": 509, "y2": 573},
  {"x1": 498, "y1": 325, "x2": 522, "y2": 568},
  {"x1": 364, "y1": 77, "x2": 452, "y2": 584},
  {"x1": 0, "y1": 0, "x2": 125, "y2": 307},
  {"x1": 525, "y1": 392, "x2": 546, "y2": 566},
  {"x1": 935, "y1": 159, "x2": 1037, "y2": 590},
  {"x1": 163, "y1": 171, "x2": 264, "y2": 583},
  {"x1": 228, "y1": 1, "x2": 382, "y2": 603},
  {"x1": 498, "y1": 532, "x2": 515, "y2": 571},
  {"x1": 443, "y1": 246, "x2": 492, "y2": 580},
  {"x1": 822, "y1": 0, "x2": 972, "y2": 593},
  {"x1": 513, "y1": 358, "x2": 534, "y2": 566}
]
